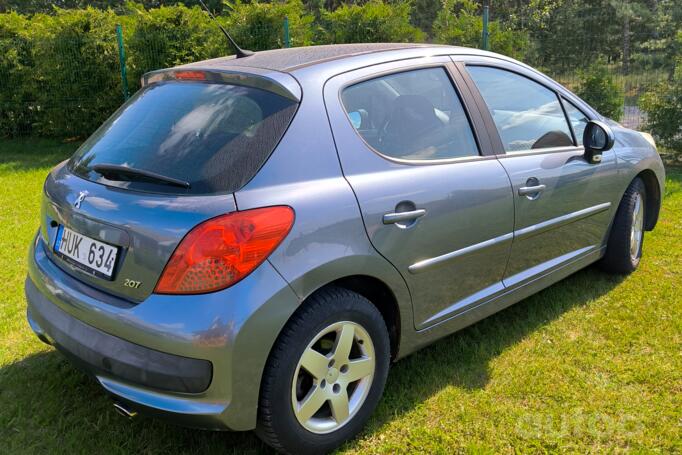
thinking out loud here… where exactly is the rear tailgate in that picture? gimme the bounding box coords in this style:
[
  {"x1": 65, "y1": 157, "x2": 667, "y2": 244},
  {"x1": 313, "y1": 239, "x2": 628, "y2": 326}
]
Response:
[
  {"x1": 38, "y1": 68, "x2": 300, "y2": 302},
  {"x1": 40, "y1": 161, "x2": 237, "y2": 302}
]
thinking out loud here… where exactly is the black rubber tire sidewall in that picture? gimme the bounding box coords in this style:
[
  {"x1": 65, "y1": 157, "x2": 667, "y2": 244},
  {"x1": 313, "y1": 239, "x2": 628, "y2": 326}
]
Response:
[
  {"x1": 256, "y1": 287, "x2": 390, "y2": 455},
  {"x1": 600, "y1": 178, "x2": 646, "y2": 274}
]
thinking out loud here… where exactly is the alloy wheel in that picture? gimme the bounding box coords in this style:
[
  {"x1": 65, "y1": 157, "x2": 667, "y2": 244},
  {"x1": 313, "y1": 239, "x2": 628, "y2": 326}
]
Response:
[
  {"x1": 291, "y1": 321, "x2": 375, "y2": 434},
  {"x1": 630, "y1": 192, "x2": 644, "y2": 261}
]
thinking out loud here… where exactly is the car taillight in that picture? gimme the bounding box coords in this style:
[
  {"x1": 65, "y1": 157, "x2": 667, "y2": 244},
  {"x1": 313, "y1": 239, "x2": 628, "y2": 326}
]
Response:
[{"x1": 154, "y1": 206, "x2": 294, "y2": 295}]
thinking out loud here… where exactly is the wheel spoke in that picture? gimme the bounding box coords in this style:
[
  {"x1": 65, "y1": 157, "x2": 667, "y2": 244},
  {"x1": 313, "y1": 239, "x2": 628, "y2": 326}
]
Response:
[
  {"x1": 296, "y1": 386, "x2": 327, "y2": 422},
  {"x1": 333, "y1": 324, "x2": 355, "y2": 362},
  {"x1": 291, "y1": 320, "x2": 377, "y2": 433},
  {"x1": 300, "y1": 348, "x2": 329, "y2": 379},
  {"x1": 630, "y1": 194, "x2": 644, "y2": 260},
  {"x1": 329, "y1": 389, "x2": 349, "y2": 423},
  {"x1": 344, "y1": 357, "x2": 373, "y2": 383}
]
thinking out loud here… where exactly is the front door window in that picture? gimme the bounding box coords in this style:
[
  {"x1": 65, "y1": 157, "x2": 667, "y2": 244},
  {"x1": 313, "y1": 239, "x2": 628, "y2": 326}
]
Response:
[{"x1": 467, "y1": 66, "x2": 574, "y2": 152}]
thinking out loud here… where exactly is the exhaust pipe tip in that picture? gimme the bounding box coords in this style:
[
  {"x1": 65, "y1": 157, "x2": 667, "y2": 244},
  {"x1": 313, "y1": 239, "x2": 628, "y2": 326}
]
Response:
[
  {"x1": 27, "y1": 313, "x2": 53, "y2": 346},
  {"x1": 36, "y1": 333, "x2": 53, "y2": 346},
  {"x1": 113, "y1": 402, "x2": 138, "y2": 419}
]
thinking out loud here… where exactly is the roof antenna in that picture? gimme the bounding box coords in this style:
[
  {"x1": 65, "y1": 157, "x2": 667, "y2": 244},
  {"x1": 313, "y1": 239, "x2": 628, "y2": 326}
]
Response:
[{"x1": 198, "y1": 0, "x2": 253, "y2": 58}]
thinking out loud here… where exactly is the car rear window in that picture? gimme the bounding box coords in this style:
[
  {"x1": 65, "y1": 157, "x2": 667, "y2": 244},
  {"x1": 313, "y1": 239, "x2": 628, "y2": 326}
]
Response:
[{"x1": 70, "y1": 81, "x2": 298, "y2": 194}]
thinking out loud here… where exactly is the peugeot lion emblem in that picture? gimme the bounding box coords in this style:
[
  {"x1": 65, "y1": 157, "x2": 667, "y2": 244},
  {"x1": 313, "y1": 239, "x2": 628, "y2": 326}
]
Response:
[{"x1": 74, "y1": 190, "x2": 88, "y2": 209}]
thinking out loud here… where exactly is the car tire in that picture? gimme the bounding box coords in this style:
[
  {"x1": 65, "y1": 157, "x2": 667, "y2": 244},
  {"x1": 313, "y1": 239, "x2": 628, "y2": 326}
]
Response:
[
  {"x1": 600, "y1": 177, "x2": 647, "y2": 274},
  {"x1": 256, "y1": 286, "x2": 390, "y2": 455}
]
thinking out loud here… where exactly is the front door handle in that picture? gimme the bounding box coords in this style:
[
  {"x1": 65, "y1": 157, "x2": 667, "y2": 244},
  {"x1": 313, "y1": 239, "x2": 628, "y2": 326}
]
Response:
[
  {"x1": 518, "y1": 184, "x2": 546, "y2": 196},
  {"x1": 383, "y1": 209, "x2": 426, "y2": 225}
]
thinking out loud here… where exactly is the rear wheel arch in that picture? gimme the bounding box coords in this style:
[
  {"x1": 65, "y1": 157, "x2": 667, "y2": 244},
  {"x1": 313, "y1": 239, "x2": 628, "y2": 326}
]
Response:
[
  {"x1": 255, "y1": 274, "x2": 402, "y2": 422},
  {"x1": 271, "y1": 274, "x2": 402, "y2": 362},
  {"x1": 327, "y1": 275, "x2": 401, "y2": 361}
]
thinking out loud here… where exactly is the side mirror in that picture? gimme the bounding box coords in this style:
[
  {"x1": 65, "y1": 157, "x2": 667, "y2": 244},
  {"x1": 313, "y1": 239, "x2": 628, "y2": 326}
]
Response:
[{"x1": 583, "y1": 120, "x2": 615, "y2": 164}]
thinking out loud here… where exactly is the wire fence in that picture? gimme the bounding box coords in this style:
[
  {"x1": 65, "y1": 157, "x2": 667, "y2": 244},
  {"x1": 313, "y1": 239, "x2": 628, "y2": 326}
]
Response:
[
  {"x1": 484, "y1": 7, "x2": 672, "y2": 131},
  {"x1": 0, "y1": 10, "x2": 675, "y2": 139}
]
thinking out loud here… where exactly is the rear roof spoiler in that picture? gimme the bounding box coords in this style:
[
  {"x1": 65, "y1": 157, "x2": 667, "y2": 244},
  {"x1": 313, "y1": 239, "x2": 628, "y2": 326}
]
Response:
[{"x1": 141, "y1": 67, "x2": 301, "y2": 102}]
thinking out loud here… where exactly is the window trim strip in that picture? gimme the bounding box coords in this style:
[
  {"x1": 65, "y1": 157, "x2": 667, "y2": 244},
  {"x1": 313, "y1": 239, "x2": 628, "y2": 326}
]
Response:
[
  {"x1": 337, "y1": 63, "x2": 484, "y2": 166},
  {"x1": 461, "y1": 62, "x2": 581, "y2": 156},
  {"x1": 408, "y1": 202, "x2": 611, "y2": 274}
]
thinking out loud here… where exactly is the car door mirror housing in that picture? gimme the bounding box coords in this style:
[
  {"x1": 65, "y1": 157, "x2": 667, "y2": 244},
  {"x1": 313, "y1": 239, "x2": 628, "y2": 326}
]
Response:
[{"x1": 583, "y1": 120, "x2": 615, "y2": 164}]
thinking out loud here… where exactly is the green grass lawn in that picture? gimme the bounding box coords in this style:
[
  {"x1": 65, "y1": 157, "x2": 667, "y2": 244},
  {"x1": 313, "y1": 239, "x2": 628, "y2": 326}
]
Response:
[{"x1": 1, "y1": 139, "x2": 680, "y2": 454}]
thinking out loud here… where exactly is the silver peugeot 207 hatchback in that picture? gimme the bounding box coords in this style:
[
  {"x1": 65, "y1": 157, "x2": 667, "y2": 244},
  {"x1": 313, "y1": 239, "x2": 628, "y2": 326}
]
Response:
[{"x1": 26, "y1": 44, "x2": 664, "y2": 454}]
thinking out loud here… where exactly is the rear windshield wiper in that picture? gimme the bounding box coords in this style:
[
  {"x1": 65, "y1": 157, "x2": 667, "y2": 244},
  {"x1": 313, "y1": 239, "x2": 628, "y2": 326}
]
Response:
[{"x1": 92, "y1": 164, "x2": 191, "y2": 189}]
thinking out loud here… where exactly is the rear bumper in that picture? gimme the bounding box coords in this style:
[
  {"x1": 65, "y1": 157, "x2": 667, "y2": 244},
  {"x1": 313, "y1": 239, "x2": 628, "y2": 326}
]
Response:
[
  {"x1": 26, "y1": 278, "x2": 213, "y2": 394},
  {"x1": 25, "y1": 233, "x2": 301, "y2": 431}
]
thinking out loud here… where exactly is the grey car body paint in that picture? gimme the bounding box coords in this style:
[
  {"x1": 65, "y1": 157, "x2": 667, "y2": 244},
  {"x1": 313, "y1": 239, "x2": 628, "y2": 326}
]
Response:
[
  {"x1": 25, "y1": 44, "x2": 665, "y2": 432},
  {"x1": 236, "y1": 59, "x2": 415, "y2": 345},
  {"x1": 322, "y1": 56, "x2": 515, "y2": 330},
  {"x1": 40, "y1": 161, "x2": 239, "y2": 302}
]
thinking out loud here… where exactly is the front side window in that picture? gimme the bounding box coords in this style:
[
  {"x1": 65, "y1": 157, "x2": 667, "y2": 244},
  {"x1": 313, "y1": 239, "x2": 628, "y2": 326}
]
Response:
[
  {"x1": 563, "y1": 98, "x2": 589, "y2": 145},
  {"x1": 340, "y1": 67, "x2": 479, "y2": 161},
  {"x1": 467, "y1": 66, "x2": 574, "y2": 152}
]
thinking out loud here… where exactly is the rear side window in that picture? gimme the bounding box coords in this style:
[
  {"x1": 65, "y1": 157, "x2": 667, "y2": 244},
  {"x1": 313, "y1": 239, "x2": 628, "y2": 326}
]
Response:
[
  {"x1": 467, "y1": 66, "x2": 574, "y2": 152},
  {"x1": 340, "y1": 67, "x2": 479, "y2": 161},
  {"x1": 70, "y1": 82, "x2": 297, "y2": 194}
]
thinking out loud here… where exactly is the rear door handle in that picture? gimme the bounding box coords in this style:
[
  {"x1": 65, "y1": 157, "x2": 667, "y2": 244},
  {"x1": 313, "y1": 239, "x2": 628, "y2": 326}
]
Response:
[
  {"x1": 518, "y1": 184, "x2": 546, "y2": 196},
  {"x1": 383, "y1": 209, "x2": 426, "y2": 225}
]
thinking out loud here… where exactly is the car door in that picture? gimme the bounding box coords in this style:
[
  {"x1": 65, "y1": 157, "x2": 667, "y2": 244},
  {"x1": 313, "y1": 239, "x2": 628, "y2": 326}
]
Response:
[
  {"x1": 324, "y1": 57, "x2": 515, "y2": 330},
  {"x1": 461, "y1": 61, "x2": 620, "y2": 287}
]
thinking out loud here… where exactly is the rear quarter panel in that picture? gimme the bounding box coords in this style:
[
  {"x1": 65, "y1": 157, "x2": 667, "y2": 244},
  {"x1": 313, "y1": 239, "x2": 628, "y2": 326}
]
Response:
[{"x1": 234, "y1": 71, "x2": 413, "y2": 356}]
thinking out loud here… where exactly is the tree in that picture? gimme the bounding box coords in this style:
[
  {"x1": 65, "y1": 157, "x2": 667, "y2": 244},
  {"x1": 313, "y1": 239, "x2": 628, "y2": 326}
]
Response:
[
  {"x1": 576, "y1": 61, "x2": 624, "y2": 120},
  {"x1": 608, "y1": 0, "x2": 653, "y2": 75},
  {"x1": 639, "y1": 0, "x2": 682, "y2": 78},
  {"x1": 518, "y1": 0, "x2": 663, "y2": 73},
  {"x1": 410, "y1": 0, "x2": 441, "y2": 34},
  {"x1": 640, "y1": 34, "x2": 682, "y2": 155},
  {"x1": 433, "y1": 0, "x2": 529, "y2": 59}
]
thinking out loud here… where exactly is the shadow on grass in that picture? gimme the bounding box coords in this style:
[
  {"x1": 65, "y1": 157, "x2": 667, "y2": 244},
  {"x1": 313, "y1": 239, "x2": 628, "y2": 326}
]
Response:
[
  {"x1": 351, "y1": 264, "x2": 626, "y2": 447},
  {"x1": 0, "y1": 350, "x2": 270, "y2": 454},
  {"x1": 0, "y1": 266, "x2": 625, "y2": 454}
]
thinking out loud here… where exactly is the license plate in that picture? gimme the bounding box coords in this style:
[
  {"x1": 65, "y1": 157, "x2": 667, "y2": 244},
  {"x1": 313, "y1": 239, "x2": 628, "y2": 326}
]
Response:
[{"x1": 54, "y1": 226, "x2": 118, "y2": 279}]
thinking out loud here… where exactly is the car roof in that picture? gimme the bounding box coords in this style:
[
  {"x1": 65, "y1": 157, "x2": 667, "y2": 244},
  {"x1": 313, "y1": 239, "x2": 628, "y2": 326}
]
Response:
[
  {"x1": 170, "y1": 43, "x2": 599, "y2": 120},
  {"x1": 180, "y1": 43, "x2": 467, "y2": 73}
]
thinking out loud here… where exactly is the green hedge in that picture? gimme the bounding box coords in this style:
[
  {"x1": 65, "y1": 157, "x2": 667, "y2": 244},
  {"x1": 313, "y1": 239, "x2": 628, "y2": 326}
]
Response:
[
  {"x1": 31, "y1": 8, "x2": 126, "y2": 137},
  {"x1": 4, "y1": 1, "x2": 675, "y2": 148},
  {"x1": 124, "y1": 5, "x2": 225, "y2": 94},
  {"x1": 0, "y1": 1, "x2": 428, "y2": 138},
  {"x1": 0, "y1": 12, "x2": 36, "y2": 137},
  {"x1": 0, "y1": 5, "x2": 227, "y2": 138},
  {"x1": 320, "y1": 1, "x2": 424, "y2": 44},
  {"x1": 433, "y1": 0, "x2": 528, "y2": 60},
  {"x1": 224, "y1": 0, "x2": 314, "y2": 51}
]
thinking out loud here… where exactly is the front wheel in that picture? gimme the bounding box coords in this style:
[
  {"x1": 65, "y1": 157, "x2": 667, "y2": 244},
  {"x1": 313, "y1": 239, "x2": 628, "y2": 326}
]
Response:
[
  {"x1": 600, "y1": 178, "x2": 646, "y2": 274},
  {"x1": 256, "y1": 287, "x2": 390, "y2": 455}
]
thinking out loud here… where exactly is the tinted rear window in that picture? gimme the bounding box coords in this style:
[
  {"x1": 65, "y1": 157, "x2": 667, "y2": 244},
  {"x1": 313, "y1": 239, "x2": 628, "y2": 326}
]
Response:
[{"x1": 70, "y1": 81, "x2": 298, "y2": 194}]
